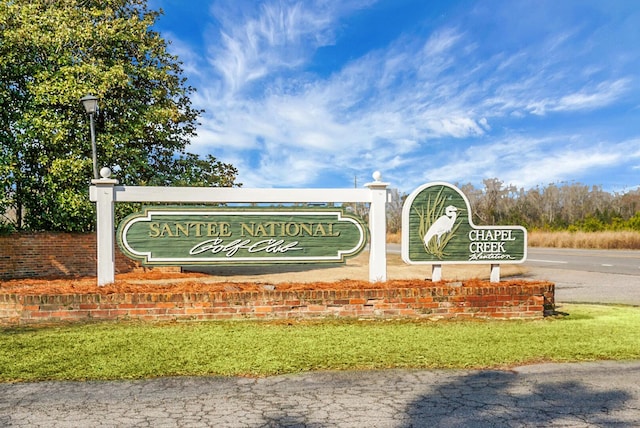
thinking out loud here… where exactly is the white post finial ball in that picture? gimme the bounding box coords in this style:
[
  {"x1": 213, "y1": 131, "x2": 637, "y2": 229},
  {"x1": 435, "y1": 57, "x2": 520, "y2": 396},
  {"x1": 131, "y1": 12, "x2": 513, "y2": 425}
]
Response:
[
  {"x1": 99, "y1": 167, "x2": 112, "y2": 179},
  {"x1": 372, "y1": 171, "x2": 382, "y2": 182}
]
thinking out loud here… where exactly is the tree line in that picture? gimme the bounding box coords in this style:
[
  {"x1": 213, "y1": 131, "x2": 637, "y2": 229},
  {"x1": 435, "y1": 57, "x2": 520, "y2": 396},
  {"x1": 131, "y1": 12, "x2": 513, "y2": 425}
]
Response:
[{"x1": 385, "y1": 178, "x2": 640, "y2": 234}]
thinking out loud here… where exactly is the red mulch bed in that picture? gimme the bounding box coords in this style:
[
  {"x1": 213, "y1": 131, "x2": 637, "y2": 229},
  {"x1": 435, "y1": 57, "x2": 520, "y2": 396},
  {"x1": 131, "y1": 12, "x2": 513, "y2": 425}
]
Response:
[{"x1": 0, "y1": 271, "x2": 551, "y2": 295}]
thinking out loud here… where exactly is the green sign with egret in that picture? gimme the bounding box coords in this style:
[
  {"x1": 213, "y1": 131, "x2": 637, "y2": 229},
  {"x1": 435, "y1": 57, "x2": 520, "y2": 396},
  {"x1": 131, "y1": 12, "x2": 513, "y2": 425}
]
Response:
[{"x1": 401, "y1": 182, "x2": 527, "y2": 264}]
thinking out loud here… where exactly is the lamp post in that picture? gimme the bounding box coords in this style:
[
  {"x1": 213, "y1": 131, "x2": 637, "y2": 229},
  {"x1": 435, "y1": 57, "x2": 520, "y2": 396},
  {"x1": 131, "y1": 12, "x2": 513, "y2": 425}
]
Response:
[{"x1": 80, "y1": 94, "x2": 99, "y2": 180}]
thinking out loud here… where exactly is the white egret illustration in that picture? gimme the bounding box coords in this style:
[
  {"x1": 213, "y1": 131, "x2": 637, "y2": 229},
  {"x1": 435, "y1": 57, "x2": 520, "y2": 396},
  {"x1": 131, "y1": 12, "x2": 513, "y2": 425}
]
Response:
[{"x1": 423, "y1": 205, "x2": 458, "y2": 247}]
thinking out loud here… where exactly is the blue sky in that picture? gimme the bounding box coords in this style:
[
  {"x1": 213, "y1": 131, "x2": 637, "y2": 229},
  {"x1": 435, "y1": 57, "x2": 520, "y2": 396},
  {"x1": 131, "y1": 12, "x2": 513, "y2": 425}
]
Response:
[{"x1": 150, "y1": 0, "x2": 640, "y2": 193}]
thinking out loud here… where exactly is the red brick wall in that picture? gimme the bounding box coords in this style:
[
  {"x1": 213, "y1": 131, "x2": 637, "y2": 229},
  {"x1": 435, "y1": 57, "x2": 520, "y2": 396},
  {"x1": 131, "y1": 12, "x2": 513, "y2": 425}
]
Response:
[
  {"x1": 0, "y1": 283, "x2": 555, "y2": 325},
  {"x1": 0, "y1": 232, "x2": 140, "y2": 279}
]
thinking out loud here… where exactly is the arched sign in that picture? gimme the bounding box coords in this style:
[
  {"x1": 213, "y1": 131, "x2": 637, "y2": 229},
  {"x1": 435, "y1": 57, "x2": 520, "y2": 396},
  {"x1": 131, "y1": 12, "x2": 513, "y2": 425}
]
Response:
[{"x1": 401, "y1": 182, "x2": 527, "y2": 265}]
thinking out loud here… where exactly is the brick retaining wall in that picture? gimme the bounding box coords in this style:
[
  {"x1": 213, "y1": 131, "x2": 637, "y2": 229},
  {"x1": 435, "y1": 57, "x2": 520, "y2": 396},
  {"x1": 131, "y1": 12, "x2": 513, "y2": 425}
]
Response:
[
  {"x1": 0, "y1": 283, "x2": 555, "y2": 325},
  {"x1": 0, "y1": 232, "x2": 175, "y2": 279}
]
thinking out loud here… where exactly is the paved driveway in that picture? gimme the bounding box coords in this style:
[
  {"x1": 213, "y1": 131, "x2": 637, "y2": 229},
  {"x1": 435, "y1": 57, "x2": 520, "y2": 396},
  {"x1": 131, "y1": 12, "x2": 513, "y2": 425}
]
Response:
[{"x1": 1, "y1": 361, "x2": 639, "y2": 427}]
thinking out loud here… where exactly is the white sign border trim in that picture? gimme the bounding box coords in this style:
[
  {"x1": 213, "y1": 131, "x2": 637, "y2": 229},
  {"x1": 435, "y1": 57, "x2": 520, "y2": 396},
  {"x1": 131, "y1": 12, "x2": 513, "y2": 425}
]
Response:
[{"x1": 120, "y1": 209, "x2": 368, "y2": 264}]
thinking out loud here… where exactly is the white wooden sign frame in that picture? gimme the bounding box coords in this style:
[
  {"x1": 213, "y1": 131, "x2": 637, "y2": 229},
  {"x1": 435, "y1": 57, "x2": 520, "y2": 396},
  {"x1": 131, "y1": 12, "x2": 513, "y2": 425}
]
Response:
[{"x1": 90, "y1": 171, "x2": 390, "y2": 286}]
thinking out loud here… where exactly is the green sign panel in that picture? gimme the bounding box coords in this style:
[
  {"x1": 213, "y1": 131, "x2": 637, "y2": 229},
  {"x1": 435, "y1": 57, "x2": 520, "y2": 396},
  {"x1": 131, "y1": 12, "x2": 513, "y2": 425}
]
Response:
[
  {"x1": 117, "y1": 207, "x2": 367, "y2": 265},
  {"x1": 402, "y1": 182, "x2": 527, "y2": 264}
]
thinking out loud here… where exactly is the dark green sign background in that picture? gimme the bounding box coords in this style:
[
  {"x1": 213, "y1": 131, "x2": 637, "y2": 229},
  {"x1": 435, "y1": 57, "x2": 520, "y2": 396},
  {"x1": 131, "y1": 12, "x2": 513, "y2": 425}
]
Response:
[
  {"x1": 402, "y1": 183, "x2": 527, "y2": 264},
  {"x1": 117, "y1": 207, "x2": 367, "y2": 265}
]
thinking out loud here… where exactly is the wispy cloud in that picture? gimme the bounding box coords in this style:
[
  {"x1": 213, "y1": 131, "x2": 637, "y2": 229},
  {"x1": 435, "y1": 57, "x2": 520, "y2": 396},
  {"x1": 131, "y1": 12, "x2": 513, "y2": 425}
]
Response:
[
  {"x1": 527, "y1": 79, "x2": 631, "y2": 115},
  {"x1": 206, "y1": 0, "x2": 375, "y2": 94},
  {"x1": 402, "y1": 137, "x2": 636, "y2": 191}
]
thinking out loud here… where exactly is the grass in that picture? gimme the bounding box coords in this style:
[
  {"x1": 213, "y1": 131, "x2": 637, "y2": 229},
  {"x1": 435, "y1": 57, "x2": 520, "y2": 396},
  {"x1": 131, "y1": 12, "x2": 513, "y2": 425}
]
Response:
[{"x1": 1, "y1": 304, "x2": 639, "y2": 382}]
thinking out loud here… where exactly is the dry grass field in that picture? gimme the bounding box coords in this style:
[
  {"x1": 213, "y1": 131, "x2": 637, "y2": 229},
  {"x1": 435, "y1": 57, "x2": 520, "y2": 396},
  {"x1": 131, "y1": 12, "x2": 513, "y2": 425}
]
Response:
[{"x1": 528, "y1": 230, "x2": 640, "y2": 249}]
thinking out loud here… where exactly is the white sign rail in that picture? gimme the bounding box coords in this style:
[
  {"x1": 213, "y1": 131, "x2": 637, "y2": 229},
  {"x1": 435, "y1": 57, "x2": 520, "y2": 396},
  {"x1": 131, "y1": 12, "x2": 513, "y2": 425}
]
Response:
[{"x1": 89, "y1": 170, "x2": 390, "y2": 286}]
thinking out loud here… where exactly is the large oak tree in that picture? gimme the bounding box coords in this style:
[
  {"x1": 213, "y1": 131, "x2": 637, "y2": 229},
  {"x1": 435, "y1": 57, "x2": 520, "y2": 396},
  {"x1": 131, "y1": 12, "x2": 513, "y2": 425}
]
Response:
[{"x1": 0, "y1": 0, "x2": 238, "y2": 232}]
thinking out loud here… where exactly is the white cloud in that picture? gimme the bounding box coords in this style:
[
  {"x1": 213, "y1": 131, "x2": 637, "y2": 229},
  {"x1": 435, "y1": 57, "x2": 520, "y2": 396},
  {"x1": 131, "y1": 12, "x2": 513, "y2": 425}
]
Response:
[
  {"x1": 421, "y1": 27, "x2": 464, "y2": 57},
  {"x1": 206, "y1": 0, "x2": 376, "y2": 94},
  {"x1": 554, "y1": 79, "x2": 631, "y2": 112},
  {"x1": 527, "y1": 79, "x2": 631, "y2": 116},
  {"x1": 425, "y1": 117, "x2": 485, "y2": 139},
  {"x1": 408, "y1": 137, "x2": 636, "y2": 192}
]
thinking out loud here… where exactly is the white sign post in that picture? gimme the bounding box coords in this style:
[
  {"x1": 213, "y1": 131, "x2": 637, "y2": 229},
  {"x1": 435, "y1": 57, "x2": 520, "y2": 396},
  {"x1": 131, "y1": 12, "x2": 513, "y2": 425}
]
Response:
[
  {"x1": 91, "y1": 169, "x2": 119, "y2": 286},
  {"x1": 90, "y1": 170, "x2": 390, "y2": 286}
]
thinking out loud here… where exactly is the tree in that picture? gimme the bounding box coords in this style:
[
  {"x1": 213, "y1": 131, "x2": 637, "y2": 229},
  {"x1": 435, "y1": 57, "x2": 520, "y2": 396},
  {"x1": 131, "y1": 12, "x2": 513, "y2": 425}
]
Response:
[
  {"x1": 162, "y1": 153, "x2": 239, "y2": 188},
  {"x1": 0, "y1": 0, "x2": 238, "y2": 232},
  {"x1": 385, "y1": 188, "x2": 405, "y2": 234}
]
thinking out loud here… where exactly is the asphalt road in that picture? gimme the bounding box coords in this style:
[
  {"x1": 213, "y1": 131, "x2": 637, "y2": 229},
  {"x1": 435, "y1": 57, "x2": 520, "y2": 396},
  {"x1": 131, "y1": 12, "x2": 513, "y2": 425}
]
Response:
[
  {"x1": 526, "y1": 247, "x2": 640, "y2": 276},
  {"x1": 387, "y1": 244, "x2": 640, "y2": 305},
  {"x1": 523, "y1": 247, "x2": 640, "y2": 305},
  {"x1": 2, "y1": 361, "x2": 639, "y2": 427},
  {"x1": 390, "y1": 243, "x2": 640, "y2": 305}
]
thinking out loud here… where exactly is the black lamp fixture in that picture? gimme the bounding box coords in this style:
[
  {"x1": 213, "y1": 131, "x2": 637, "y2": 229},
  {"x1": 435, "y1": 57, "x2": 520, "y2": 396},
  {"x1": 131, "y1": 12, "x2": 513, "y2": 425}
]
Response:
[{"x1": 80, "y1": 94, "x2": 99, "y2": 179}]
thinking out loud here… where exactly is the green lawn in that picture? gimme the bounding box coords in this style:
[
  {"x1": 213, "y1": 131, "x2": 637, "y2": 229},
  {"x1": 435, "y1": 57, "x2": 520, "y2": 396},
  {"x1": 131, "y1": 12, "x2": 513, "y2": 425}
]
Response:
[{"x1": 1, "y1": 304, "x2": 639, "y2": 382}]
